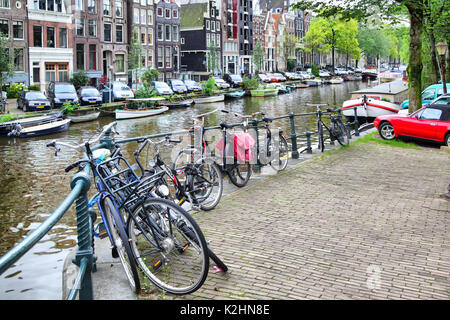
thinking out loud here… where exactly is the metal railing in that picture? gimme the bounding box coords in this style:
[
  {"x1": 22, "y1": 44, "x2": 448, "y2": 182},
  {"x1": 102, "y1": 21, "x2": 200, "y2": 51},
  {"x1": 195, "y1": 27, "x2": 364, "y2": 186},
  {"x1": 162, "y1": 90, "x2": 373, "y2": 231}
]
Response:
[{"x1": 0, "y1": 106, "x2": 363, "y2": 300}]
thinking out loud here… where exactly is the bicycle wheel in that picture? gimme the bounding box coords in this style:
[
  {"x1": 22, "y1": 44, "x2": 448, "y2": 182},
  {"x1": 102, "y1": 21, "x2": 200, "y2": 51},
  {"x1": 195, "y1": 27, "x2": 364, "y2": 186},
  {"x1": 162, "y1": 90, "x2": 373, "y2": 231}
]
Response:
[
  {"x1": 102, "y1": 197, "x2": 141, "y2": 294},
  {"x1": 317, "y1": 122, "x2": 325, "y2": 152},
  {"x1": 335, "y1": 120, "x2": 349, "y2": 146},
  {"x1": 228, "y1": 161, "x2": 252, "y2": 187},
  {"x1": 269, "y1": 134, "x2": 289, "y2": 171},
  {"x1": 194, "y1": 160, "x2": 223, "y2": 211},
  {"x1": 127, "y1": 197, "x2": 209, "y2": 295}
]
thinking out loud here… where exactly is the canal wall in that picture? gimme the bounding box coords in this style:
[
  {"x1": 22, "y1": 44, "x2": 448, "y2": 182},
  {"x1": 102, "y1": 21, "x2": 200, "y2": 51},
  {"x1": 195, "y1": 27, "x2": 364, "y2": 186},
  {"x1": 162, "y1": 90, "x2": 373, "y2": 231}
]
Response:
[{"x1": 62, "y1": 128, "x2": 450, "y2": 300}]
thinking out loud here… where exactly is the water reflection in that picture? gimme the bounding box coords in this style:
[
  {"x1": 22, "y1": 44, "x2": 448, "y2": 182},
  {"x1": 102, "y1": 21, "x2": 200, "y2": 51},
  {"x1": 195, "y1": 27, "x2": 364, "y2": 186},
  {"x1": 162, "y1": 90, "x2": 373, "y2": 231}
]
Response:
[{"x1": 0, "y1": 80, "x2": 368, "y2": 299}]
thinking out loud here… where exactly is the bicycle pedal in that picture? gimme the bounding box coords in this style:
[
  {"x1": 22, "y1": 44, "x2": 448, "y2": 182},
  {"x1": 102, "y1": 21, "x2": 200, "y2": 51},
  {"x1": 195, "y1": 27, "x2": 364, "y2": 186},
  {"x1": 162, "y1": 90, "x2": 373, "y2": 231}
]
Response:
[
  {"x1": 153, "y1": 259, "x2": 163, "y2": 271},
  {"x1": 94, "y1": 221, "x2": 108, "y2": 239},
  {"x1": 178, "y1": 243, "x2": 190, "y2": 254}
]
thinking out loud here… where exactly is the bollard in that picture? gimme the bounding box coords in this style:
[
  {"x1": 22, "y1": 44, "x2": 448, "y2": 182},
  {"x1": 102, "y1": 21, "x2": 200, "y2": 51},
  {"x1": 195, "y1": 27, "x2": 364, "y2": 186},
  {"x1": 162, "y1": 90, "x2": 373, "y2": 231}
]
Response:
[
  {"x1": 305, "y1": 132, "x2": 312, "y2": 153},
  {"x1": 288, "y1": 113, "x2": 299, "y2": 159},
  {"x1": 70, "y1": 172, "x2": 94, "y2": 300},
  {"x1": 353, "y1": 107, "x2": 360, "y2": 136}
]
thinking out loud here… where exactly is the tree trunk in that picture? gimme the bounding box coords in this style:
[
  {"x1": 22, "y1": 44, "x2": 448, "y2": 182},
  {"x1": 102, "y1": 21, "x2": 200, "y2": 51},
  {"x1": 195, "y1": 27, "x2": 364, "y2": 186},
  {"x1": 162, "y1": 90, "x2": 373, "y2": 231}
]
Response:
[
  {"x1": 427, "y1": 30, "x2": 439, "y2": 84},
  {"x1": 407, "y1": 5, "x2": 423, "y2": 113},
  {"x1": 446, "y1": 50, "x2": 450, "y2": 85}
]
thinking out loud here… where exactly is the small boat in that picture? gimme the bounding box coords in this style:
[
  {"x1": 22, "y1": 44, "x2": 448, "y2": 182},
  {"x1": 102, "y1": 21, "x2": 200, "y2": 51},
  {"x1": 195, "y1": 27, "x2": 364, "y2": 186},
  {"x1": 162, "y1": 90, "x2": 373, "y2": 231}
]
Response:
[
  {"x1": 250, "y1": 88, "x2": 279, "y2": 97},
  {"x1": 7, "y1": 118, "x2": 71, "y2": 138},
  {"x1": 193, "y1": 95, "x2": 225, "y2": 104},
  {"x1": 115, "y1": 106, "x2": 169, "y2": 120},
  {"x1": 296, "y1": 83, "x2": 309, "y2": 88},
  {"x1": 0, "y1": 112, "x2": 63, "y2": 135},
  {"x1": 304, "y1": 79, "x2": 322, "y2": 86},
  {"x1": 68, "y1": 109, "x2": 100, "y2": 123},
  {"x1": 379, "y1": 70, "x2": 403, "y2": 83},
  {"x1": 160, "y1": 99, "x2": 194, "y2": 109},
  {"x1": 342, "y1": 95, "x2": 402, "y2": 123},
  {"x1": 362, "y1": 67, "x2": 378, "y2": 80},
  {"x1": 224, "y1": 91, "x2": 246, "y2": 99},
  {"x1": 329, "y1": 77, "x2": 344, "y2": 84}
]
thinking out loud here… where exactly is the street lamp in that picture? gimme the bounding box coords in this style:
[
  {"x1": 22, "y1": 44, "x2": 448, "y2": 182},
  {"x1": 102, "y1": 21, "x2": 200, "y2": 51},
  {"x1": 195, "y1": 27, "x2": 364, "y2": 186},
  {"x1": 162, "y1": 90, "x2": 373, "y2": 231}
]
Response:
[{"x1": 436, "y1": 41, "x2": 447, "y2": 95}]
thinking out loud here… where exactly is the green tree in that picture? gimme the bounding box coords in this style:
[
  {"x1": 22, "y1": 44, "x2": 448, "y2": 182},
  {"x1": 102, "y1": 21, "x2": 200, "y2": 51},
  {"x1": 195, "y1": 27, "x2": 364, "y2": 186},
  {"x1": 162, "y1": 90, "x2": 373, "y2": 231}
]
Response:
[
  {"x1": 336, "y1": 19, "x2": 361, "y2": 69},
  {"x1": 252, "y1": 39, "x2": 265, "y2": 74},
  {"x1": 301, "y1": 18, "x2": 328, "y2": 68},
  {"x1": 128, "y1": 25, "x2": 143, "y2": 83},
  {"x1": 0, "y1": 33, "x2": 14, "y2": 112},
  {"x1": 70, "y1": 70, "x2": 88, "y2": 90},
  {"x1": 283, "y1": 33, "x2": 300, "y2": 71},
  {"x1": 207, "y1": 44, "x2": 220, "y2": 75}
]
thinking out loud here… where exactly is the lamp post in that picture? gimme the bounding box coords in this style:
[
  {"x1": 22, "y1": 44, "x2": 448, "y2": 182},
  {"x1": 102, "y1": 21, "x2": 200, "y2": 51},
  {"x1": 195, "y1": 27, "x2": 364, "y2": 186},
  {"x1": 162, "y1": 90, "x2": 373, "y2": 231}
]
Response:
[{"x1": 436, "y1": 41, "x2": 448, "y2": 95}]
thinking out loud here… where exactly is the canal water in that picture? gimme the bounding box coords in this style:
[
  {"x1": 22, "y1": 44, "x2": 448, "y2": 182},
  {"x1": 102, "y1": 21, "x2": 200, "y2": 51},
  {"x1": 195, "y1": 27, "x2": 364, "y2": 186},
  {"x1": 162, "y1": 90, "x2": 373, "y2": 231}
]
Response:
[{"x1": 0, "y1": 80, "x2": 368, "y2": 299}]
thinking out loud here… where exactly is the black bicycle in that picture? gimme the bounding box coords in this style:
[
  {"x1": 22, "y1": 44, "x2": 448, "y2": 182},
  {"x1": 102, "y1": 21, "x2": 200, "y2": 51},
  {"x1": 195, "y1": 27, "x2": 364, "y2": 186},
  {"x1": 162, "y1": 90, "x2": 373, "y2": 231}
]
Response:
[
  {"x1": 48, "y1": 125, "x2": 211, "y2": 295},
  {"x1": 309, "y1": 104, "x2": 349, "y2": 152}
]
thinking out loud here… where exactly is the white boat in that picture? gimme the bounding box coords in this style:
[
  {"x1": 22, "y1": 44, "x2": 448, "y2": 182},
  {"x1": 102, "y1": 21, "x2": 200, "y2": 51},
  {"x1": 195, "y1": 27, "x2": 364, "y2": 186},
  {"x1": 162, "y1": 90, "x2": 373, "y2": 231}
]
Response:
[
  {"x1": 193, "y1": 95, "x2": 225, "y2": 104},
  {"x1": 7, "y1": 118, "x2": 71, "y2": 138},
  {"x1": 115, "y1": 106, "x2": 169, "y2": 120},
  {"x1": 68, "y1": 110, "x2": 101, "y2": 123},
  {"x1": 329, "y1": 77, "x2": 344, "y2": 84},
  {"x1": 342, "y1": 96, "x2": 401, "y2": 122},
  {"x1": 305, "y1": 79, "x2": 322, "y2": 86}
]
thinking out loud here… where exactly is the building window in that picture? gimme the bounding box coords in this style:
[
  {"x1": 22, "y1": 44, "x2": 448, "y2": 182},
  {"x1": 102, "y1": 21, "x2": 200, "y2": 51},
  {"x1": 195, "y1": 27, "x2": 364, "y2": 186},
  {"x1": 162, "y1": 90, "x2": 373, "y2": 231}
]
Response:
[
  {"x1": 206, "y1": 20, "x2": 210, "y2": 30},
  {"x1": 165, "y1": 46, "x2": 171, "y2": 68},
  {"x1": 148, "y1": 49, "x2": 153, "y2": 68},
  {"x1": 75, "y1": 0, "x2": 84, "y2": 11},
  {"x1": 116, "y1": 25, "x2": 123, "y2": 43},
  {"x1": 165, "y1": 8, "x2": 170, "y2": 19},
  {"x1": 89, "y1": 44, "x2": 96, "y2": 70},
  {"x1": 88, "y1": 20, "x2": 97, "y2": 37},
  {"x1": 14, "y1": 48, "x2": 24, "y2": 71},
  {"x1": 47, "y1": 26, "x2": 55, "y2": 47},
  {"x1": 180, "y1": 37, "x2": 184, "y2": 44},
  {"x1": 139, "y1": 9, "x2": 146, "y2": 24},
  {"x1": 206, "y1": 33, "x2": 210, "y2": 47},
  {"x1": 76, "y1": 18, "x2": 84, "y2": 37},
  {"x1": 104, "y1": 23, "x2": 112, "y2": 42},
  {"x1": 172, "y1": 25, "x2": 178, "y2": 42},
  {"x1": 59, "y1": 28, "x2": 67, "y2": 48},
  {"x1": 0, "y1": 0, "x2": 9, "y2": 8},
  {"x1": 147, "y1": 28, "x2": 153, "y2": 45},
  {"x1": 148, "y1": 10, "x2": 153, "y2": 25},
  {"x1": 33, "y1": 25, "x2": 42, "y2": 47},
  {"x1": 13, "y1": 21, "x2": 23, "y2": 40},
  {"x1": 0, "y1": 19, "x2": 8, "y2": 36},
  {"x1": 134, "y1": 9, "x2": 139, "y2": 24},
  {"x1": 157, "y1": 24, "x2": 163, "y2": 41},
  {"x1": 216, "y1": 34, "x2": 220, "y2": 48},
  {"x1": 115, "y1": 1, "x2": 123, "y2": 18},
  {"x1": 165, "y1": 25, "x2": 171, "y2": 41},
  {"x1": 157, "y1": 46, "x2": 163, "y2": 68},
  {"x1": 172, "y1": 9, "x2": 178, "y2": 19},
  {"x1": 76, "y1": 43, "x2": 85, "y2": 70},
  {"x1": 115, "y1": 54, "x2": 124, "y2": 73},
  {"x1": 141, "y1": 28, "x2": 146, "y2": 44},
  {"x1": 157, "y1": 7, "x2": 163, "y2": 17},
  {"x1": 88, "y1": 0, "x2": 96, "y2": 13},
  {"x1": 103, "y1": 0, "x2": 111, "y2": 16},
  {"x1": 211, "y1": 21, "x2": 215, "y2": 31}
]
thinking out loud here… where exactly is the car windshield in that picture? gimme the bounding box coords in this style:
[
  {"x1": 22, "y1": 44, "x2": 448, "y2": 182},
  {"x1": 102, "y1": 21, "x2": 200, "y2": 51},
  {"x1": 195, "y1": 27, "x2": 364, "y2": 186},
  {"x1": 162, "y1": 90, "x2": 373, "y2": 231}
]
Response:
[
  {"x1": 81, "y1": 88, "x2": 99, "y2": 95},
  {"x1": 434, "y1": 97, "x2": 450, "y2": 104},
  {"x1": 154, "y1": 82, "x2": 169, "y2": 89},
  {"x1": 230, "y1": 75, "x2": 242, "y2": 80},
  {"x1": 26, "y1": 92, "x2": 46, "y2": 100},
  {"x1": 55, "y1": 85, "x2": 76, "y2": 93},
  {"x1": 113, "y1": 83, "x2": 130, "y2": 90},
  {"x1": 184, "y1": 80, "x2": 197, "y2": 86},
  {"x1": 171, "y1": 80, "x2": 184, "y2": 85}
]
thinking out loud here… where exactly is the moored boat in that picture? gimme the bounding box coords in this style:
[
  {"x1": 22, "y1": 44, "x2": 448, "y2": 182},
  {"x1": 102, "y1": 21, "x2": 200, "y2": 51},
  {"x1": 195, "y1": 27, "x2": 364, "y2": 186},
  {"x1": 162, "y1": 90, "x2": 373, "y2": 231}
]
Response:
[
  {"x1": 342, "y1": 95, "x2": 401, "y2": 123},
  {"x1": 304, "y1": 79, "x2": 322, "y2": 86},
  {"x1": 193, "y1": 95, "x2": 225, "y2": 104},
  {"x1": 250, "y1": 88, "x2": 279, "y2": 97},
  {"x1": 329, "y1": 77, "x2": 344, "y2": 84},
  {"x1": 0, "y1": 112, "x2": 63, "y2": 135},
  {"x1": 115, "y1": 106, "x2": 169, "y2": 120},
  {"x1": 224, "y1": 91, "x2": 246, "y2": 99},
  {"x1": 68, "y1": 109, "x2": 101, "y2": 123},
  {"x1": 160, "y1": 99, "x2": 194, "y2": 109},
  {"x1": 7, "y1": 118, "x2": 71, "y2": 138}
]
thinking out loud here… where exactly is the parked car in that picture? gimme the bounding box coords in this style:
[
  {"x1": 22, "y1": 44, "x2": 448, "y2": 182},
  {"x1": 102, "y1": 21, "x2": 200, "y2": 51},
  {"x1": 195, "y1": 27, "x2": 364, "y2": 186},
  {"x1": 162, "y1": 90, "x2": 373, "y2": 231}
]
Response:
[
  {"x1": 273, "y1": 73, "x2": 287, "y2": 82},
  {"x1": 17, "y1": 91, "x2": 51, "y2": 112},
  {"x1": 298, "y1": 71, "x2": 313, "y2": 79},
  {"x1": 152, "y1": 81, "x2": 174, "y2": 96},
  {"x1": 401, "y1": 83, "x2": 450, "y2": 110},
  {"x1": 183, "y1": 79, "x2": 202, "y2": 93},
  {"x1": 424, "y1": 94, "x2": 450, "y2": 107},
  {"x1": 167, "y1": 79, "x2": 188, "y2": 94},
  {"x1": 110, "y1": 81, "x2": 134, "y2": 101},
  {"x1": 374, "y1": 103, "x2": 450, "y2": 146},
  {"x1": 223, "y1": 74, "x2": 243, "y2": 87},
  {"x1": 47, "y1": 81, "x2": 78, "y2": 108},
  {"x1": 319, "y1": 70, "x2": 331, "y2": 77},
  {"x1": 258, "y1": 74, "x2": 270, "y2": 83},
  {"x1": 213, "y1": 77, "x2": 231, "y2": 89},
  {"x1": 78, "y1": 86, "x2": 102, "y2": 105},
  {"x1": 264, "y1": 73, "x2": 278, "y2": 82},
  {"x1": 130, "y1": 82, "x2": 144, "y2": 94}
]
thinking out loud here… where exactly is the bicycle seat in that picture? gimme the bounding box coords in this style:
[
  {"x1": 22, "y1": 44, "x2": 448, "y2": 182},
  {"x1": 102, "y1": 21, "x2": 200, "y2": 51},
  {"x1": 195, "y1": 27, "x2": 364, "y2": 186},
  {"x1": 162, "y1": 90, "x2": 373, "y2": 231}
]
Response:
[
  {"x1": 262, "y1": 117, "x2": 274, "y2": 123},
  {"x1": 220, "y1": 123, "x2": 234, "y2": 129}
]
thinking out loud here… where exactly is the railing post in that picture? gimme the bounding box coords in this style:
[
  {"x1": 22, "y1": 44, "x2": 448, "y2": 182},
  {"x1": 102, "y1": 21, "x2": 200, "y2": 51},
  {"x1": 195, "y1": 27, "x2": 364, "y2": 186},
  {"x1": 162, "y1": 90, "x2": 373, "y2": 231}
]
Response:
[
  {"x1": 288, "y1": 112, "x2": 299, "y2": 159},
  {"x1": 251, "y1": 119, "x2": 261, "y2": 172},
  {"x1": 353, "y1": 106, "x2": 360, "y2": 136},
  {"x1": 70, "y1": 172, "x2": 94, "y2": 300},
  {"x1": 305, "y1": 131, "x2": 312, "y2": 153}
]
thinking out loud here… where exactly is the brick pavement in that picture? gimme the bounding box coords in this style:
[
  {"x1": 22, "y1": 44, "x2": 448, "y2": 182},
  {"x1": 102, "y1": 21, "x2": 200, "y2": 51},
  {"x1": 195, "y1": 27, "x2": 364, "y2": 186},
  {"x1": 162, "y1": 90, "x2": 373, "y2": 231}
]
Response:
[{"x1": 158, "y1": 140, "x2": 450, "y2": 300}]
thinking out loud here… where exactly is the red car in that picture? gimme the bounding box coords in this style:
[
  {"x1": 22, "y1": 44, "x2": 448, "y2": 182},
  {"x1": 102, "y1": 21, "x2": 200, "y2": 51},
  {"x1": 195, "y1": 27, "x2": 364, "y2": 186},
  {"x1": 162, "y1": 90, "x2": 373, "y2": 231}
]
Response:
[
  {"x1": 264, "y1": 73, "x2": 278, "y2": 82},
  {"x1": 374, "y1": 104, "x2": 450, "y2": 146}
]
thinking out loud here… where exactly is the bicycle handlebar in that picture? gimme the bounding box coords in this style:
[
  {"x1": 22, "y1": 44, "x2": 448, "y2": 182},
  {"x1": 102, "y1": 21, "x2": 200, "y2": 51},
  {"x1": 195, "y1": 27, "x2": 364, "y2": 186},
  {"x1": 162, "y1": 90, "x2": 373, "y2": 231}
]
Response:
[
  {"x1": 46, "y1": 121, "x2": 118, "y2": 154},
  {"x1": 134, "y1": 135, "x2": 181, "y2": 157}
]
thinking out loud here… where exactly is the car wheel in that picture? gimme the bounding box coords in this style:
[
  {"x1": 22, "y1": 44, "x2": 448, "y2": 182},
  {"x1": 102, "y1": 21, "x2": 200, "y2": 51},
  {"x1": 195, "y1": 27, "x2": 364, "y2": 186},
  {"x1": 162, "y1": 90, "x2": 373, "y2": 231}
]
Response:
[
  {"x1": 445, "y1": 133, "x2": 450, "y2": 147},
  {"x1": 379, "y1": 122, "x2": 395, "y2": 140}
]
